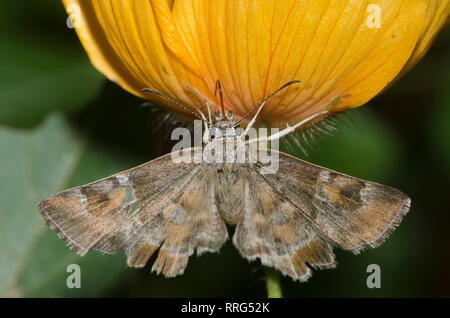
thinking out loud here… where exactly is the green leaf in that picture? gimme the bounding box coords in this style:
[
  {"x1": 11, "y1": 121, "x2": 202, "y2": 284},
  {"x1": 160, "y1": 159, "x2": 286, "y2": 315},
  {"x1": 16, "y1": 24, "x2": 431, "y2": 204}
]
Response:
[
  {"x1": 0, "y1": 38, "x2": 104, "y2": 128},
  {"x1": 0, "y1": 115, "x2": 135, "y2": 297}
]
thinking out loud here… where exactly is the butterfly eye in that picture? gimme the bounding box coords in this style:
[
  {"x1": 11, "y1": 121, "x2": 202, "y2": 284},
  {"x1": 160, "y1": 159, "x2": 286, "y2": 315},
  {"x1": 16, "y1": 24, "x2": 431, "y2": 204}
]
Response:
[
  {"x1": 209, "y1": 128, "x2": 216, "y2": 139},
  {"x1": 226, "y1": 110, "x2": 234, "y2": 121}
]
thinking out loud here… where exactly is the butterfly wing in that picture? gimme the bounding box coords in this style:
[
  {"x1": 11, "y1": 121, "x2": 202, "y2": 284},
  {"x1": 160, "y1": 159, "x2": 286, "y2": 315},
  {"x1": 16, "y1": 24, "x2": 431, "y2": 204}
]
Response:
[
  {"x1": 38, "y1": 149, "x2": 228, "y2": 277},
  {"x1": 233, "y1": 150, "x2": 410, "y2": 281},
  {"x1": 125, "y1": 164, "x2": 228, "y2": 276},
  {"x1": 266, "y1": 150, "x2": 411, "y2": 253},
  {"x1": 232, "y1": 168, "x2": 336, "y2": 282}
]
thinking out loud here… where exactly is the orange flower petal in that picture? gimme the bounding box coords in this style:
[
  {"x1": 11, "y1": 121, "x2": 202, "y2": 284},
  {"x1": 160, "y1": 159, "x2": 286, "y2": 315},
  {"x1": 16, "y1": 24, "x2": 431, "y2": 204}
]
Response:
[
  {"x1": 63, "y1": 0, "x2": 215, "y2": 114},
  {"x1": 398, "y1": 0, "x2": 450, "y2": 77},
  {"x1": 63, "y1": 0, "x2": 449, "y2": 126}
]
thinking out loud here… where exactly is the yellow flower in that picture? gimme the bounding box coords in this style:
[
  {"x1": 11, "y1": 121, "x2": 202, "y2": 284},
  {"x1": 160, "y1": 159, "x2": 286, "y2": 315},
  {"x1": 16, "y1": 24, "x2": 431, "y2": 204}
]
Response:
[{"x1": 63, "y1": 0, "x2": 449, "y2": 128}]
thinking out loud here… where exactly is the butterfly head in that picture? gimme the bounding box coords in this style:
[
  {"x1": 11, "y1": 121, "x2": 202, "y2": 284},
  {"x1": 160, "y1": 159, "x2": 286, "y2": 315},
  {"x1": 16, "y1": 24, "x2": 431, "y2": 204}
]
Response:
[
  {"x1": 207, "y1": 109, "x2": 238, "y2": 142},
  {"x1": 141, "y1": 80, "x2": 302, "y2": 145}
]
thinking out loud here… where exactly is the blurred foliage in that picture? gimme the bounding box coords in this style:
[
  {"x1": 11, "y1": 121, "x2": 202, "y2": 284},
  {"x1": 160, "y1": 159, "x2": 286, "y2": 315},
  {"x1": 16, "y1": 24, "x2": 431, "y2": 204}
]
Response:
[
  {"x1": 280, "y1": 111, "x2": 403, "y2": 184},
  {"x1": 0, "y1": 1, "x2": 104, "y2": 127},
  {"x1": 0, "y1": 115, "x2": 138, "y2": 297},
  {"x1": 0, "y1": 2, "x2": 449, "y2": 297},
  {"x1": 430, "y1": 57, "x2": 450, "y2": 175}
]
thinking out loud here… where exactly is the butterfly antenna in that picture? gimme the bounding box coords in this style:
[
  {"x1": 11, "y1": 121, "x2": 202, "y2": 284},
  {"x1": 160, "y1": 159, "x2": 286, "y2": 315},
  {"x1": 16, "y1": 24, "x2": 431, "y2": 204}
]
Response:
[
  {"x1": 141, "y1": 88, "x2": 213, "y2": 126},
  {"x1": 215, "y1": 80, "x2": 226, "y2": 118},
  {"x1": 233, "y1": 80, "x2": 301, "y2": 127}
]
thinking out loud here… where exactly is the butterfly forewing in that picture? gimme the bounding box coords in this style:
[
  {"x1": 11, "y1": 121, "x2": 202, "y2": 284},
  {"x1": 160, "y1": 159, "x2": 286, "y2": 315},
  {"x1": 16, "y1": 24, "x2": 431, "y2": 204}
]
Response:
[
  {"x1": 38, "y1": 149, "x2": 229, "y2": 277},
  {"x1": 226, "y1": 150, "x2": 410, "y2": 280},
  {"x1": 257, "y1": 150, "x2": 411, "y2": 253}
]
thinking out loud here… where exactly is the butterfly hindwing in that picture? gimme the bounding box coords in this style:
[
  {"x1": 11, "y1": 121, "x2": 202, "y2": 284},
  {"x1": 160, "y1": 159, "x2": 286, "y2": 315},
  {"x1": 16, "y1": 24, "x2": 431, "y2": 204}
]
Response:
[
  {"x1": 232, "y1": 167, "x2": 336, "y2": 282},
  {"x1": 126, "y1": 166, "x2": 228, "y2": 276}
]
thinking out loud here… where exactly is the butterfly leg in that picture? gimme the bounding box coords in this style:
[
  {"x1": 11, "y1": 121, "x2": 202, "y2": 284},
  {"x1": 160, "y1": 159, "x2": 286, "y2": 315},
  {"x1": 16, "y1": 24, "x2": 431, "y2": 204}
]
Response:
[
  {"x1": 247, "y1": 111, "x2": 328, "y2": 144},
  {"x1": 196, "y1": 109, "x2": 211, "y2": 144},
  {"x1": 240, "y1": 100, "x2": 268, "y2": 141},
  {"x1": 206, "y1": 101, "x2": 212, "y2": 124}
]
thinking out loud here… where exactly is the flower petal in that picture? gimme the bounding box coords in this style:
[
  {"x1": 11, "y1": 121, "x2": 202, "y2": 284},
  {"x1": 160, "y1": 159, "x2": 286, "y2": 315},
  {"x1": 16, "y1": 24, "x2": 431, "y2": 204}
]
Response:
[
  {"x1": 399, "y1": 0, "x2": 450, "y2": 77},
  {"x1": 64, "y1": 0, "x2": 449, "y2": 126},
  {"x1": 63, "y1": 0, "x2": 215, "y2": 115}
]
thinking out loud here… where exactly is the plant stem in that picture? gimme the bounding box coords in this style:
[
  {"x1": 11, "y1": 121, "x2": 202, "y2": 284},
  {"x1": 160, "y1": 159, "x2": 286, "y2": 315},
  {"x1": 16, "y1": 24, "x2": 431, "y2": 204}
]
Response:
[{"x1": 265, "y1": 267, "x2": 282, "y2": 298}]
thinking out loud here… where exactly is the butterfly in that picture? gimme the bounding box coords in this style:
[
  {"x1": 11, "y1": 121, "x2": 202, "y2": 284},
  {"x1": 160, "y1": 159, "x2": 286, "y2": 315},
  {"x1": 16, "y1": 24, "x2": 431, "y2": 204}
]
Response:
[{"x1": 37, "y1": 80, "x2": 410, "y2": 282}]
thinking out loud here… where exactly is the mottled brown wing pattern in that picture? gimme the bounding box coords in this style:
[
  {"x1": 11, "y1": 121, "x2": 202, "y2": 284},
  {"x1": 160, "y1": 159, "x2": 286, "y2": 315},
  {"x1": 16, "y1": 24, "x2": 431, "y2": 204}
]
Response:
[
  {"x1": 39, "y1": 145, "x2": 410, "y2": 281},
  {"x1": 38, "y1": 149, "x2": 228, "y2": 277},
  {"x1": 257, "y1": 150, "x2": 411, "y2": 254},
  {"x1": 231, "y1": 167, "x2": 336, "y2": 282},
  {"x1": 125, "y1": 167, "x2": 228, "y2": 276},
  {"x1": 231, "y1": 150, "x2": 410, "y2": 281}
]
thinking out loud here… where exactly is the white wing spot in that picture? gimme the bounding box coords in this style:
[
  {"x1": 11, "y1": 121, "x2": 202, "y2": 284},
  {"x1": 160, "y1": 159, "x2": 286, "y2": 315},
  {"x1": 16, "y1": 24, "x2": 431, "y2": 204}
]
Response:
[
  {"x1": 75, "y1": 189, "x2": 87, "y2": 206},
  {"x1": 116, "y1": 174, "x2": 129, "y2": 186},
  {"x1": 319, "y1": 170, "x2": 330, "y2": 182}
]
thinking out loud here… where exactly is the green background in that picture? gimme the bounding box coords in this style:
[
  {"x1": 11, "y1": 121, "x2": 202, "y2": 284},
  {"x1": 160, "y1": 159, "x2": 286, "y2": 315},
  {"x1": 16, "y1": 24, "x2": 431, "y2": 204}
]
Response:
[{"x1": 1, "y1": 1, "x2": 449, "y2": 297}]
